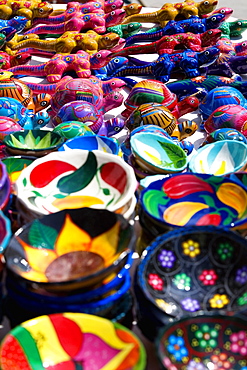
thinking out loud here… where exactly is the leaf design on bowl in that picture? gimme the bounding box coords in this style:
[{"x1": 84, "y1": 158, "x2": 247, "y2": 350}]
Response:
[
  {"x1": 157, "y1": 140, "x2": 187, "y2": 169},
  {"x1": 6, "y1": 131, "x2": 62, "y2": 150}
]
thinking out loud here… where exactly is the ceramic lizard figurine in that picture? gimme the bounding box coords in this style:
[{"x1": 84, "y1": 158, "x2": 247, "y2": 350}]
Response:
[
  {"x1": 216, "y1": 37, "x2": 247, "y2": 56},
  {"x1": 10, "y1": 30, "x2": 123, "y2": 55},
  {"x1": 93, "y1": 56, "x2": 129, "y2": 79},
  {"x1": 8, "y1": 50, "x2": 114, "y2": 82},
  {"x1": 122, "y1": 0, "x2": 218, "y2": 26},
  {"x1": 107, "y1": 22, "x2": 141, "y2": 38},
  {"x1": 0, "y1": 16, "x2": 28, "y2": 34},
  {"x1": 0, "y1": 51, "x2": 31, "y2": 69},
  {"x1": 219, "y1": 20, "x2": 247, "y2": 39},
  {"x1": 125, "y1": 13, "x2": 226, "y2": 45},
  {"x1": 199, "y1": 55, "x2": 247, "y2": 77},
  {"x1": 109, "y1": 47, "x2": 220, "y2": 82},
  {"x1": 110, "y1": 29, "x2": 222, "y2": 57}
]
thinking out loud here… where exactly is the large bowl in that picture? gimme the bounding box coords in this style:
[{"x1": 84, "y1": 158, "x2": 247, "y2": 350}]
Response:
[
  {"x1": 135, "y1": 226, "x2": 247, "y2": 339},
  {"x1": 188, "y1": 140, "x2": 247, "y2": 175},
  {"x1": 15, "y1": 150, "x2": 137, "y2": 215},
  {"x1": 139, "y1": 172, "x2": 247, "y2": 231},
  {"x1": 3, "y1": 130, "x2": 65, "y2": 157},
  {"x1": 4, "y1": 207, "x2": 135, "y2": 291},
  {"x1": 156, "y1": 314, "x2": 247, "y2": 370},
  {"x1": 0, "y1": 313, "x2": 147, "y2": 370}
]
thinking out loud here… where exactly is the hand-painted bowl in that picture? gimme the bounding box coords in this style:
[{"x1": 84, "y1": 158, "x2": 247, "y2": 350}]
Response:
[
  {"x1": 15, "y1": 150, "x2": 137, "y2": 215},
  {"x1": 1, "y1": 156, "x2": 35, "y2": 188},
  {"x1": 3, "y1": 129, "x2": 65, "y2": 157},
  {"x1": 0, "y1": 210, "x2": 11, "y2": 254},
  {"x1": 59, "y1": 134, "x2": 120, "y2": 155},
  {"x1": 156, "y1": 315, "x2": 247, "y2": 370},
  {"x1": 0, "y1": 313, "x2": 147, "y2": 370},
  {"x1": 130, "y1": 132, "x2": 187, "y2": 174},
  {"x1": 4, "y1": 207, "x2": 135, "y2": 291},
  {"x1": 0, "y1": 160, "x2": 11, "y2": 210},
  {"x1": 53, "y1": 121, "x2": 95, "y2": 140},
  {"x1": 188, "y1": 140, "x2": 247, "y2": 175},
  {"x1": 135, "y1": 226, "x2": 247, "y2": 340},
  {"x1": 139, "y1": 172, "x2": 247, "y2": 232}
]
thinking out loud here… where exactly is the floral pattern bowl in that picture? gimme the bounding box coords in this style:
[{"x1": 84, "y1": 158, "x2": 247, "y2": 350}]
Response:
[
  {"x1": 188, "y1": 140, "x2": 247, "y2": 176},
  {"x1": 3, "y1": 130, "x2": 65, "y2": 157},
  {"x1": 4, "y1": 207, "x2": 135, "y2": 291},
  {"x1": 0, "y1": 313, "x2": 146, "y2": 370},
  {"x1": 15, "y1": 150, "x2": 137, "y2": 216},
  {"x1": 139, "y1": 172, "x2": 247, "y2": 231},
  {"x1": 130, "y1": 132, "x2": 187, "y2": 174},
  {"x1": 156, "y1": 314, "x2": 247, "y2": 370},
  {"x1": 135, "y1": 226, "x2": 247, "y2": 339}
]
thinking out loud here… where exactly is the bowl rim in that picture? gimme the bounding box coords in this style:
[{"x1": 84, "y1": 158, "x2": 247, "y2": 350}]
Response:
[{"x1": 59, "y1": 134, "x2": 119, "y2": 155}]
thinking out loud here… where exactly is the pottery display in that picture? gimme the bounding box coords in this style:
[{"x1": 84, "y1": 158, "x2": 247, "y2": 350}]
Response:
[
  {"x1": 14, "y1": 150, "x2": 137, "y2": 216},
  {"x1": 188, "y1": 140, "x2": 247, "y2": 176},
  {"x1": 0, "y1": 313, "x2": 146, "y2": 370}
]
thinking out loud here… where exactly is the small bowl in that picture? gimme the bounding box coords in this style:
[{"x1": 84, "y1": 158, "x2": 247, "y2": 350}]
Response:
[
  {"x1": 3, "y1": 129, "x2": 65, "y2": 157},
  {"x1": 0, "y1": 210, "x2": 11, "y2": 254},
  {"x1": 4, "y1": 207, "x2": 135, "y2": 291},
  {"x1": 188, "y1": 140, "x2": 247, "y2": 175},
  {"x1": 156, "y1": 314, "x2": 247, "y2": 370},
  {"x1": 0, "y1": 160, "x2": 11, "y2": 210},
  {"x1": 53, "y1": 120, "x2": 95, "y2": 140},
  {"x1": 0, "y1": 313, "x2": 147, "y2": 370},
  {"x1": 15, "y1": 150, "x2": 137, "y2": 216},
  {"x1": 59, "y1": 134, "x2": 120, "y2": 155},
  {"x1": 130, "y1": 132, "x2": 187, "y2": 174},
  {"x1": 139, "y1": 172, "x2": 247, "y2": 231}
]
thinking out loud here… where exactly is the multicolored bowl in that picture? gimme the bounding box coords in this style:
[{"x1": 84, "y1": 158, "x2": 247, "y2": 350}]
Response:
[
  {"x1": 156, "y1": 315, "x2": 247, "y2": 370},
  {"x1": 4, "y1": 207, "x2": 135, "y2": 291},
  {"x1": 59, "y1": 135, "x2": 120, "y2": 155},
  {"x1": 139, "y1": 172, "x2": 247, "y2": 231},
  {"x1": 0, "y1": 313, "x2": 147, "y2": 370},
  {"x1": 3, "y1": 129, "x2": 65, "y2": 157},
  {"x1": 15, "y1": 150, "x2": 137, "y2": 216},
  {"x1": 188, "y1": 140, "x2": 247, "y2": 175}
]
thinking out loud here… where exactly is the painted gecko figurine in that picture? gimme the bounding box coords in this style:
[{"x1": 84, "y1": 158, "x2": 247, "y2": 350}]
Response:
[
  {"x1": 122, "y1": 0, "x2": 218, "y2": 26},
  {"x1": 8, "y1": 50, "x2": 114, "y2": 82},
  {"x1": 93, "y1": 56, "x2": 129, "y2": 79},
  {"x1": 110, "y1": 29, "x2": 222, "y2": 57},
  {"x1": 109, "y1": 47, "x2": 220, "y2": 83},
  {"x1": 10, "y1": 30, "x2": 124, "y2": 55},
  {"x1": 219, "y1": 19, "x2": 247, "y2": 39},
  {"x1": 0, "y1": 16, "x2": 28, "y2": 34},
  {"x1": 200, "y1": 54, "x2": 247, "y2": 78},
  {"x1": 125, "y1": 13, "x2": 226, "y2": 46},
  {"x1": 0, "y1": 51, "x2": 31, "y2": 69}
]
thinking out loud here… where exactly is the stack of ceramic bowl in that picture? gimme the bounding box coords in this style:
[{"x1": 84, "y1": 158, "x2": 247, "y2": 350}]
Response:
[
  {"x1": 0, "y1": 313, "x2": 147, "y2": 370},
  {"x1": 134, "y1": 225, "x2": 247, "y2": 341},
  {"x1": 138, "y1": 172, "x2": 247, "y2": 250},
  {"x1": 14, "y1": 149, "x2": 137, "y2": 225},
  {"x1": 3, "y1": 208, "x2": 136, "y2": 328}
]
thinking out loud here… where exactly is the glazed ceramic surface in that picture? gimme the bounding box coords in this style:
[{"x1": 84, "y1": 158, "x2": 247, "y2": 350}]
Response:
[
  {"x1": 0, "y1": 160, "x2": 11, "y2": 210},
  {"x1": 59, "y1": 135, "x2": 119, "y2": 155},
  {"x1": 137, "y1": 226, "x2": 247, "y2": 321},
  {"x1": 4, "y1": 207, "x2": 135, "y2": 289},
  {"x1": 53, "y1": 121, "x2": 95, "y2": 140},
  {"x1": 0, "y1": 210, "x2": 11, "y2": 253},
  {"x1": 139, "y1": 173, "x2": 247, "y2": 230},
  {"x1": 188, "y1": 140, "x2": 247, "y2": 176},
  {"x1": 130, "y1": 132, "x2": 187, "y2": 174},
  {"x1": 15, "y1": 150, "x2": 137, "y2": 215},
  {"x1": 0, "y1": 313, "x2": 146, "y2": 370},
  {"x1": 0, "y1": 116, "x2": 22, "y2": 141},
  {"x1": 1, "y1": 156, "x2": 34, "y2": 186},
  {"x1": 156, "y1": 315, "x2": 247, "y2": 370}
]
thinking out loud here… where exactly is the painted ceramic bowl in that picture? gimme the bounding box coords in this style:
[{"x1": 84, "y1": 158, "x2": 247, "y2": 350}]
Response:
[
  {"x1": 139, "y1": 173, "x2": 247, "y2": 231},
  {"x1": 53, "y1": 121, "x2": 95, "y2": 140},
  {"x1": 3, "y1": 130, "x2": 65, "y2": 157},
  {"x1": 1, "y1": 156, "x2": 35, "y2": 188},
  {"x1": 135, "y1": 226, "x2": 247, "y2": 339},
  {"x1": 59, "y1": 135, "x2": 120, "y2": 155},
  {"x1": 0, "y1": 116, "x2": 22, "y2": 141},
  {"x1": 15, "y1": 150, "x2": 137, "y2": 215},
  {"x1": 0, "y1": 313, "x2": 146, "y2": 370},
  {"x1": 4, "y1": 207, "x2": 135, "y2": 291},
  {"x1": 130, "y1": 132, "x2": 187, "y2": 174},
  {"x1": 188, "y1": 140, "x2": 247, "y2": 175},
  {"x1": 0, "y1": 160, "x2": 11, "y2": 210},
  {"x1": 0, "y1": 210, "x2": 11, "y2": 254},
  {"x1": 156, "y1": 315, "x2": 247, "y2": 370}
]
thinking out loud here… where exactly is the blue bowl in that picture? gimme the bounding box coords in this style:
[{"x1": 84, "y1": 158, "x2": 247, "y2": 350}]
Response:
[{"x1": 58, "y1": 135, "x2": 119, "y2": 155}]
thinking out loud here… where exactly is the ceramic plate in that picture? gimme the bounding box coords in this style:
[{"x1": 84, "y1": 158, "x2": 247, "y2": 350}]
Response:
[
  {"x1": 0, "y1": 313, "x2": 146, "y2": 370},
  {"x1": 139, "y1": 173, "x2": 247, "y2": 230},
  {"x1": 15, "y1": 150, "x2": 137, "y2": 215},
  {"x1": 156, "y1": 315, "x2": 247, "y2": 370}
]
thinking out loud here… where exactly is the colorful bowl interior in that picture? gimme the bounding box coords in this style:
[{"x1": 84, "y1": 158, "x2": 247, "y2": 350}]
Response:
[
  {"x1": 0, "y1": 313, "x2": 146, "y2": 370},
  {"x1": 130, "y1": 132, "x2": 187, "y2": 173},
  {"x1": 140, "y1": 172, "x2": 247, "y2": 229},
  {"x1": 188, "y1": 140, "x2": 247, "y2": 176},
  {"x1": 4, "y1": 207, "x2": 135, "y2": 290},
  {"x1": 15, "y1": 150, "x2": 137, "y2": 215},
  {"x1": 156, "y1": 315, "x2": 247, "y2": 370},
  {"x1": 137, "y1": 226, "x2": 247, "y2": 319},
  {"x1": 59, "y1": 135, "x2": 119, "y2": 155}
]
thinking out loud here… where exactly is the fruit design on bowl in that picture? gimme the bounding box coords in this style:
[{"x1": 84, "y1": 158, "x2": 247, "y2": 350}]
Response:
[
  {"x1": 4, "y1": 208, "x2": 134, "y2": 289},
  {"x1": 0, "y1": 313, "x2": 146, "y2": 370},
  {"x1": 15, "y1": 150, "x2": 137, "y2": 215},
  {"x1": 156, "y1": 315, "x2": 247, "y2": 370},
  {"x1": 140, "y1": 173, "x2": 247, "y2": 230}
]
